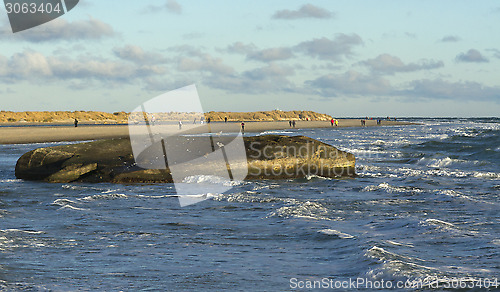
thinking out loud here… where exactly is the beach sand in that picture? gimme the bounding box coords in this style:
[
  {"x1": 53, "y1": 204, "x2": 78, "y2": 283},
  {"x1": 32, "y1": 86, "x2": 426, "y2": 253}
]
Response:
[{"x1": 0, "y1": 119, "x2": 413, "y2": 144}]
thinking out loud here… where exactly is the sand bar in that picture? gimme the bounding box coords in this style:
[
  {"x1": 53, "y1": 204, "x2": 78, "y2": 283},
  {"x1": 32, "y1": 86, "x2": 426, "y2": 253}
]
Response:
[{"x1": 0, "y1": 119, "x2": 414, "y2": 144}]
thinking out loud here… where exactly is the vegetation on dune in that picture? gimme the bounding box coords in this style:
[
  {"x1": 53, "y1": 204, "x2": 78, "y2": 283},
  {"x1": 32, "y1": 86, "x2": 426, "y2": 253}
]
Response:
[{"x1": 0, "y1": 110, "x2": 332, "y2": 123}]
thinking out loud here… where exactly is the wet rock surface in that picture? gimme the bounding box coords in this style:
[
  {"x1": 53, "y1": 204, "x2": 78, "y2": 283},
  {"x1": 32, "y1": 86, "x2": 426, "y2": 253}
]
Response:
[{"x1": 15, "y1": 135, "x2": 355, "y2": 183}]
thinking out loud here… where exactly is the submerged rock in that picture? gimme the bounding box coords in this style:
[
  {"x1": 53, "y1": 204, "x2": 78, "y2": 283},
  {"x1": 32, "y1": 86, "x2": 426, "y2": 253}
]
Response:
[{"x1": 15, "y1": 135, "x2": 355, "y2": 183}]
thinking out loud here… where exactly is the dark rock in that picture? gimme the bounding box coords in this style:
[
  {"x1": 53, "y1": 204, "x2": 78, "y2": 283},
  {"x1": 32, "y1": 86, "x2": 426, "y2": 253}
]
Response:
[{"x1": 15, "y1": 135, "x2": 355, "y2": 183}]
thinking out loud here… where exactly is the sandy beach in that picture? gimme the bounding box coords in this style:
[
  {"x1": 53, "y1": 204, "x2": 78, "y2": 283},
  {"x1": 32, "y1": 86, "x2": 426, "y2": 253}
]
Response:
[{"x1": 0, "y1": 119, "x2": 413, "y2": 144}]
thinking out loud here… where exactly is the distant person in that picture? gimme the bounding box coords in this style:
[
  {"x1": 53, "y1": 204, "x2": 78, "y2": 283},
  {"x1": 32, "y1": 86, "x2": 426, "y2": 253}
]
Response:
[
  {"x1": 377, "y1": 119, "x2": 381, "y2": 125},
  {"x1": 289, "y1": 120, "x2": 292, "y2": 127},
  {"x1": 224, "y1": 116, "x2": 228, "y2": 123},
  {"x1": 178, "y1": 120, "x2": 182, "y2": 130},
  {"x1": 292, "y1": 120, "x2": 296, "y2": 128},
  {"x1": 331, "y1": 118, "x2": 334, "y2": 126},
  {"x1": 335, "y1": 120, "x2": 338, "y2": 127},
  {"x1": 74, "y1": 118, "x2": 78, "y2": 128},
  {"x1": 241, "y1": 122, "x2": 245, "y2": 133},
  {"x1": 193, "y1": 118, "x2": 197, "y2": 124},
  {"x1": 151, "y1": 114, "x2": 156, "y2": 126},
  {"x1": 207, "y1": 117, "x2": 211, "y2": 124}
]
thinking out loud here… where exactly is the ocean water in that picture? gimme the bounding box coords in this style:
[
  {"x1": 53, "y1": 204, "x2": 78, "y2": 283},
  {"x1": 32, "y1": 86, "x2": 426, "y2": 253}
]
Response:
[{"x1": 0, "y1": 118, "x2": 498, "y2": 291}]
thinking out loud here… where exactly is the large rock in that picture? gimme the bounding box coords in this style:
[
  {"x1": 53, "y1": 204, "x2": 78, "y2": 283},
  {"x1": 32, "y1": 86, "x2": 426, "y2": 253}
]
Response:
[{"x1": 15, "y1": 135, "x2": 355, "y2": 183}]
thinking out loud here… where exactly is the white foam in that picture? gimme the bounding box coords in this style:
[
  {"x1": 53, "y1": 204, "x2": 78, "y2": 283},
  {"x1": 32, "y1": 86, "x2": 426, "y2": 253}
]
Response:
[
  {"x1": 58, "y1": 205, "x2": 87, "y2": 211},
  {"x1": 79, "y1": 193, "x2": 128, "y2": 201},
  {"x1": 386, "y1": 240, "x2": 414, "y2": 247},
  {"x1": 182, "y1": 175, "x2": 241, "y2": 187},
  {"x1": 51, "y1": 199, "x2": 78, "y2": 206},
  {"x1": 0, "y1": 229, "x2": 44, "y2": 234},
  {"x1": 427, "y1": 157, "x2": 453, "y2": 168},
  {"x1": 398, "y1": 167, "x2": 499, "y2": 180},
  {"x1": 367, "y1": 246, "x2": 428, "y2": 262},
  {"x1": 319, "y1": 229, "x2": 354, "y2": 239},
  {"x1": 267, "y1": 199, "x2": 335, "y2": 221},
  {"x1": 435, "y1": 189, "x2": 495, "y2": 205},
  {"x1": 362, "y1": 182, "x2": 423, "y2": 194},
  {"x1": 259, "y1": 130, "x2": 294, "y2": 135},
  {"x1": 426, "y1": 134, "x2": 449, "y2": 140},
  {"x1": 305, "y1": 174, "x2": 332, "y2": 180},
  {"x1": 52, "y1": 198, "x2": 87, "y2": 211},
  {"x1": 0, "y1": 179, "x2": 21, "y2": 183},
  {"x1": 473, "y1": 171, "x2": 500, "y2": 179},
  {"x1": 61, "y1": 184, "x2": 90, "y2": 190},
  {"x1": 134, "y1": 194, "x2": 178, "y2": 199},
  {"x1": 213, "y1": 192, "x2": 281, "y2": 204},
  {"x1": 424, "y1": 218, "x2": 455, "y2": 227}
]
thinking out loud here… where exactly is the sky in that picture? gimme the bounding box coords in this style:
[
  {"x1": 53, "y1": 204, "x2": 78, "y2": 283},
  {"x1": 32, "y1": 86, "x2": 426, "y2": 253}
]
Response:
[{"x1": 1, "y1": 0, "x2": 500, "y2": 117}]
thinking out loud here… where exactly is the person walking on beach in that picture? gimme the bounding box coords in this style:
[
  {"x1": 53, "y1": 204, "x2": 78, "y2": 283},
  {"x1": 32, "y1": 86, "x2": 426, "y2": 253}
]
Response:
[
  {"x1": 292, "y1": 120, "x2": 296, "y2": 128},
  {"x1": 193, "y1": 118, "x2": 197, "y2": 124},
  {"x1": 331, "y1": 118, "x2": 334, "y2": 126},
  {"x1": 207, "y1": 118, "x2": 211, "y2": 124},
  {"x1": 178, "y1": 120, "x2": 182, "y2": 130},
  {"x1": 74, "y1": 118, "x2": 78, "y2": 128},
  {"x1": 335, "y1": 119, "x2": 338, "y2": 127},
  {"x1": 241, "y1": 122, "x2": 245, "y2": 133},
  {"x1": 289, "y1": 120, "x2": 292, "y2": 127},
  {"x1": 224, "y1": 116, "x2": 228, "y2": 123}
]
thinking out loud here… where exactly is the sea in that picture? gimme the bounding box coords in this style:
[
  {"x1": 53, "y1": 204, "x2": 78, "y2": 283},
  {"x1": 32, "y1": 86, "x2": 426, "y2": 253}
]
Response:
[{"x1": 0, "y1": 118, "x2": 498, "y2": 291}]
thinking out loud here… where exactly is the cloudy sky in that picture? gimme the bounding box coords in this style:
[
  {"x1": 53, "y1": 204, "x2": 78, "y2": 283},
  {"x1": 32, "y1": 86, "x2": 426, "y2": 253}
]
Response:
[{"x1": 1, "y1": 0, "x2": 499, "y2": 117}]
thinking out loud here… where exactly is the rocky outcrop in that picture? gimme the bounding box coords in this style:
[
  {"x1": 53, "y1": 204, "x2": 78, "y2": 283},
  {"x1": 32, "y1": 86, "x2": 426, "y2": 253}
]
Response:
[{"x1": 15, "y1": 135, "x2": 355, "y2": 183}]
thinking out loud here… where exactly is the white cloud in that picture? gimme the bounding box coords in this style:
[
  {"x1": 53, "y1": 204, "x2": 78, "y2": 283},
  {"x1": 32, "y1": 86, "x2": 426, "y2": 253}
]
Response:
[
  {"x1": 206, "y1": 63, "x2": 296, "y2": 94},
  {"x1": 360, "y1": 54, "x2": 444, "y2": 75},
  {"x1": 456, "y1": 49, "x2": 489, "y2": 63},
  {"x1": 439, "y1": 35, "x2": 460, "y2": 42},
  {"x1": 247, "y1": 47, "x2": 294, "y2": 62},
  {"x1": 145, "y1": 0, "x2": 182, "y2": 14},
  {"x1": 307, "y1": 70, "x2": 392, "y2": 97},
  {"x1": 113, "y1": 45, "x2": 168, "y2": 65},
  {"x1": 177, "y1": 54, "x2": 234, "y2": 75},
  {"x1": 225, "y1": 42, "x2": 258, "y2": 54},
  {"x1": 400, "y1": 79, "x2": 500, "y2": 101},
  {"x1": 273, "y1": 4, "x2": 333, "y2": 20},
  {"x1": 166, "y1": 0, "x2": 182, "y2": 14},
  {"x1": 296, "y1": 34, "x2": 363, "y2": 61},
  {"x1": 0, "y1": 50, "x2": 165, "y2": 85},
  {"x1": 0, "y1": 17, "x2": 115, "y2": 42}
]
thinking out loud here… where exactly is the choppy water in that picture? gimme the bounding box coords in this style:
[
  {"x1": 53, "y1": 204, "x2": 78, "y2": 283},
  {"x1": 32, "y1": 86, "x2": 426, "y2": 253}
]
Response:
[{"x1": 0, "y1": 118, "x2": 498, "y2": 291}]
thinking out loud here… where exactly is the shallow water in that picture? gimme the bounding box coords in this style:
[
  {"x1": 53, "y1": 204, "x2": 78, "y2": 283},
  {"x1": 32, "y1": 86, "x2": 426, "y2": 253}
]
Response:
[{"x1": 0, "y1": 118, "x2": 498, "y2": 291}]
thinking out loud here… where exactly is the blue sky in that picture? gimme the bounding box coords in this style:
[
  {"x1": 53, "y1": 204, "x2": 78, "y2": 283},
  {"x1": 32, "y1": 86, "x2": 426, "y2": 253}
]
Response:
[{"x1": 1, "y1": 0, "x2": 499, "y2": 117}]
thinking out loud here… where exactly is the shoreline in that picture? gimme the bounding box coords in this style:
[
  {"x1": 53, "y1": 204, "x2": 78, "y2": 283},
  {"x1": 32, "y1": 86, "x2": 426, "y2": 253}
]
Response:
[{"x1": 0, "y1": 119, "x2": 416, "y2": 145}]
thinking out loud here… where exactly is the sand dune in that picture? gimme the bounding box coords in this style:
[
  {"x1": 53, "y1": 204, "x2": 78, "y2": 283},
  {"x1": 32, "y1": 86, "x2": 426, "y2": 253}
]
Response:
[{"x1": 0, "y1": 110, "x2": 332, "y2": 124}]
